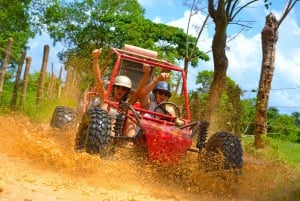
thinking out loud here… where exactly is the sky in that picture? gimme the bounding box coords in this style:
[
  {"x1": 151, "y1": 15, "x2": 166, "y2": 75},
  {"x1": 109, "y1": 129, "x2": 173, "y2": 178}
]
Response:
[{"x1": 27, "y1": 0, "x2": 300, "y2": 115}]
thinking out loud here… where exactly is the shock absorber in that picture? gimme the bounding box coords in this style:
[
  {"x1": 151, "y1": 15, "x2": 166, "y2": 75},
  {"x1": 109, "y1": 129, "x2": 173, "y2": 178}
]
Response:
[
  {"x1": 196, "y1": 121, "x2": 210, "y2": 151},
  {"x1": 113, "y1": 112, "x2": 125, "y2": 136}
]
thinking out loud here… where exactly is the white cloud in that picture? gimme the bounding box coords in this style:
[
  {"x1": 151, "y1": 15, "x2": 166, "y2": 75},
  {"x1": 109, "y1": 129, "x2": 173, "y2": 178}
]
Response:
[
  {"x1": 271, "y1": 13, "x2": 300, "y2": 88},
  {"x1": 275, "y1": 52, "x2": 300, "y2": 86},
  {"x1": 162, "y1": 5, "x2": 300, "y2": 114},
  {"x1": 269, "y1": 90, "x2": 300, "y2": 114},
  {"x1": 167, "y1": 10, "x2": 212, "y2": 52},
  {"x1": 152, "y1": 17, "x2": 162, "y2": 23}
]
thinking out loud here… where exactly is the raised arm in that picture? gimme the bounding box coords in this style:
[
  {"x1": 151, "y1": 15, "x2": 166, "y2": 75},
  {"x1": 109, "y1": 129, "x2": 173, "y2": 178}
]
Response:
[
  {"x1": 128, "y1": 63, "x2": 151, "y2": 105},
  {"x1": 139, "y1": 72, "x2": 170, "y2": 109},
  {"x1": 92, "y1": 48, "x2": 105, "y2": 103}
]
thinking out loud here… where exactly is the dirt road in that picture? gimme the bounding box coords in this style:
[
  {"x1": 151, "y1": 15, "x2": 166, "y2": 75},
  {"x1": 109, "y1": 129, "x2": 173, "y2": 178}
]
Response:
[{"x1": 0, "y1": 114, "x2": 299, "y2": 201}]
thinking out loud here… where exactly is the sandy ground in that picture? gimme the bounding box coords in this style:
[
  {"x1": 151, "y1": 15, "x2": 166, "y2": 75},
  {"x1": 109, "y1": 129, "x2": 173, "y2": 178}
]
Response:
[{"x1": 0, "y1": 113, "x2": 299, "y2": 201}]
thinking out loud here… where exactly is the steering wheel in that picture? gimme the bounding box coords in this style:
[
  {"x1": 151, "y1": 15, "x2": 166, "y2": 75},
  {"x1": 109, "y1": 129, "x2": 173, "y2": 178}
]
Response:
[{"x1": 153, "y1": 102, "x2": 181, "y2": 119}]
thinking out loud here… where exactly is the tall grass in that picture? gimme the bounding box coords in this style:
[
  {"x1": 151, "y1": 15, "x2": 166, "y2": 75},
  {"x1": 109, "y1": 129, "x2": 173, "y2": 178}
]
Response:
[
  {"x1": 242, "y1": 135, "x2": 300, "y2": 169},
  {"x1": 0, "y1": 82, "x2": 77, "y2": 123}
]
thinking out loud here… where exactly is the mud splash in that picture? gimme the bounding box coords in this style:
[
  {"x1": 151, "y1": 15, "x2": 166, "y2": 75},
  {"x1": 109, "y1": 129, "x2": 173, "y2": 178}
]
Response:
[{"x1": 0, "y1": 114, "x2": 299, "y2": 201}]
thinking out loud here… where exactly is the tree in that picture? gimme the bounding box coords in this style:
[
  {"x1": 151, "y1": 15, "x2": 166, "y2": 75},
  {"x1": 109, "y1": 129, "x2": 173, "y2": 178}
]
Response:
[
  {"x1": 292, "y1": 112, "x2": 300, "y2": 128},
  {"x1": 195, "y1": 70, "x2": 243, "y2": 135},
  {"x1": 43, "y1": 0, "x2": 146, "y2": 50},
  {"x1": 20, "y1": 56, "x2": 32, "y2": 109},
  {"x1": 41, "y1": 0, "x2": 149, "y2": 91},
  {"x1": 180, "y1": 0, "x2": 210, "y2": 95},
  {"x1": 42, "y1": 0, "x2": 209, "y2": 95},
  {"x1": 10, "y1": 49, "x2": 26, "y2": 109},
  {"x1": 267, "y1": 107, "x2": 300, "y2": 143},
  {"x1": 240, "y1": 98, "x2": 256, "y2": 135},
  {"x1": 204, "y1": 0, "x2": 262, "y2": 137},
  {"x1": 0, "y1": 0, "x2": 36, "y2": 66},
  {"x1": 0, "y1": 38, "x2": 14, "y2": 98},
  {"x1": 36, "y1": 45, "x2": 50, "y2": 105},
  {"x1": 254, "y1": 0, "x2": 299, "y2": 149}
]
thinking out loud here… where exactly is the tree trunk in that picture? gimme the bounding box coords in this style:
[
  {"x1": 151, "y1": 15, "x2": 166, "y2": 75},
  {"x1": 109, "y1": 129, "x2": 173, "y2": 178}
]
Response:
[
  {"x1": 47, "y1": 63, "x2": 55, "y2": 99},
  {"x1": 204, "y1": 1, "x2": 228, "y2": 137},
  {"x1": 70, "y1": 71, "x2": 79, "y2": 100},
  {"x1": 63, "y1": 66, "x2": 73, "y2": 99},
  {"x1": 36, "y1": 45, "x2": 49, "y2": 105},
  {"x1": 20, "y1": 56, "x2": 31, "y2": 109},
  {"x1": 254, "y1": 13, "x2": 278, "y2": 149},
  {"x1": 180, "y1": 57, "x2": 189, "y2": 96},
  {"x1": 57, "y1": 66, "x2": 63, "y2": 99},
  {"x1": 63, "y1": 65, "x2": 80, "y2": 100},
  {"x1": 0, "y1": 37, "x2": 14, "y2": 98},
  {"x1": 11, "y1": 49, "x2": 26, "y2": 109}
]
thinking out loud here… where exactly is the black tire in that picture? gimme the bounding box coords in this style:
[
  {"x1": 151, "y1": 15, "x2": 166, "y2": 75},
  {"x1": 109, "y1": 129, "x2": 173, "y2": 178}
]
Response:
[
  {"x1": 50, "y1": 106, "x2": 78, "y2": 129},
  {"x1": 75, "y1": 107, "x2": 112, "y2": 156},
  {"x1": 205, "y1": 131, "x2": 243, "y2": 170}
]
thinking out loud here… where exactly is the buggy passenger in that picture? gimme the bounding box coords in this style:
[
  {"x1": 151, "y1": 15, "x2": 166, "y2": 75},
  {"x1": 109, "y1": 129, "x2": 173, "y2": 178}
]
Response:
[
  {"x1": 92, "y1": 48, "x2": 151, "y2": 137},
  {"x1": 138, "y1": 71, "x2": 176, "y2": 117}
]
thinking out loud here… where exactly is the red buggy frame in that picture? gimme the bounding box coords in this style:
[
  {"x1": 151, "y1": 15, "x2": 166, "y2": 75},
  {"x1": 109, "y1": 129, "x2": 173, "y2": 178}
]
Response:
[{"x1": 51, "y1": 45, "x2": 243, "y2": 170}]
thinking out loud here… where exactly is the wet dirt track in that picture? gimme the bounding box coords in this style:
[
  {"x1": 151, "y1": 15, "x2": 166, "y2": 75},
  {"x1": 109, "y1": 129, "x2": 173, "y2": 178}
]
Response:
[{"x1": 0, "y1": 114, "x2": 299, "y2": 201}]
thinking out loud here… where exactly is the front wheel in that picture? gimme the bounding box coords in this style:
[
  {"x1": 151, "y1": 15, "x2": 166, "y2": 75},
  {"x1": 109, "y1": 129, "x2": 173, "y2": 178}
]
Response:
[
  {"x1": 75, "y1": 107, "x2": 112, "y2": 156},
  {"x1": 205, "y1": 131, "x2": 243, "y2": 171},
  {"x1": 50, "y1": 106, "x2": 78, "y2": 130}
]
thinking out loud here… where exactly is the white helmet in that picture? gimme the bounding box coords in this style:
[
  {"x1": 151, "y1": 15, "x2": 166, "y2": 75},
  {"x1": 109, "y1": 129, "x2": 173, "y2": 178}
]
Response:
[{"x1": 113, "y1": 75, "x2": 132, "y2": 89}]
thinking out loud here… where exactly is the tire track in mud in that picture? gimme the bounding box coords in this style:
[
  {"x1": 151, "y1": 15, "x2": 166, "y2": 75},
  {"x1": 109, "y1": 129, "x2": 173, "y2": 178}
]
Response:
[{"x1": 0, "y1": 114, "x2": 299, "y2": 201}]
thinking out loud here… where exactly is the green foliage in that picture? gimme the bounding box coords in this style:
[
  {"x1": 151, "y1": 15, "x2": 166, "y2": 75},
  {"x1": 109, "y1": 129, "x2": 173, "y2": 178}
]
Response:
[
  {"x1": 42, "y1": 0, "x2": 146, "y2": 50},
  {"x1": 195, "y1": 70, "x2": 214, "y2": 93},
  {"x1": 270, "y1": 139, "x2": 300, "y2": 165},
  {"x1": 239, "y1": 100, "x2": 300, "y2": 143},
  {"x1": 40, "y1": 0, "x2": 209, "y2": 96},
  {"x1": 40, "y1": 0, "x2": 152, "y2": 94},
  {"x1": 267, "y1": 109, "x2": 300, "y2": 143},
  {"x1": 0, "y1": 82, "x2": 14, "y2": 108},
  {"x1": 153, "y1": 24, "x2": 209, "y2": 65},
  {"x1": 220, "y1": 77, "x2": 243, "y2": 136},
  {"x1": 292, "y1": 112, "x2": 300, "y2": 128},
  {"x1": 194, "y1": 70, "x2": 243, "y2": 135},
  {"x1": 0, "y1": 72, "x2": 77, "y2": 122},
  {"x1": 0, "y1": 0, "x2": 39, "y2": 69},
  {"x1": 192, "y1": 69, "x2": 300, "y2": 143},
  {"x1": 24, "y1": 99, "x2": 77, "y2": 123},
  {"x1": 243, "y1": 136, "x2": 300, "y2": 167},
  {"x1": 240, "y1": 98, "x2": 256, "y2": 135}
]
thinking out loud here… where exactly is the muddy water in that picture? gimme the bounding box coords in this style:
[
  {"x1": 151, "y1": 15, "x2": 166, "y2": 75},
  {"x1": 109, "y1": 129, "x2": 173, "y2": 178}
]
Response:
[{"x1": 0, "y1": 114, "x2": 299, "y2": 201}]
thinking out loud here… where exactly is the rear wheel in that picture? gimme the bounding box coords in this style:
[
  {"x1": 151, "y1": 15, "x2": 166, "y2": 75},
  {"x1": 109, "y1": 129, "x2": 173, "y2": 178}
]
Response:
[
  {"x1": 205, "y1": 131, "x2": 243, "y2": 171},
  {"x1": 75, "y1": 107, "x2": 112, "y2": 156},
  {"x1": 50, "y1": 106, "x2": 78, "y2": 130}
]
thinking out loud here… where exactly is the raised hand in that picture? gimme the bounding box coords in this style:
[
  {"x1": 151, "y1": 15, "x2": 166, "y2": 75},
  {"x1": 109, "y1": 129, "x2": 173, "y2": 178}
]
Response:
[
  {"x1": 92, "y1": 48, "x2": 102, "y2": 59},
  {"x1": 156, "y1": 72, "x2": 170, "y2": 82},
  {"x1": 143, "y1": 63, "x2": 151, "y2": 74}
]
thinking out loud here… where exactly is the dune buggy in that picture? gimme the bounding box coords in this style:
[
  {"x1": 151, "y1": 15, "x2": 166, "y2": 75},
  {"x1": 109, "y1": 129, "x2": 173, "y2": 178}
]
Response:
[{"x1": 51, "y1": 44, "x2": 243, "y2": 170}]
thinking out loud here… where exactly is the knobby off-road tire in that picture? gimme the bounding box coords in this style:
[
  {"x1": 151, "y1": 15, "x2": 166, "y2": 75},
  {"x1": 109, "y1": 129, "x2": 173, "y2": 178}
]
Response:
[
  {"x1": 75, "y1": 107, "x2": 112, "y2": 157},
  {"x1": 205, "y1": 131, "x2": 243, "y2": 171},
  {"x1": 50, "y1": 106, "x2": 78, "y2": 130}
]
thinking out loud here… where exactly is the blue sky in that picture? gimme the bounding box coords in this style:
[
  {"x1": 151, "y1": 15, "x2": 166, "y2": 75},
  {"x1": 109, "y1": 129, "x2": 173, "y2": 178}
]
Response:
[{"x1": 27, "y1": 0, "x2": 300, "y2": 114}]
